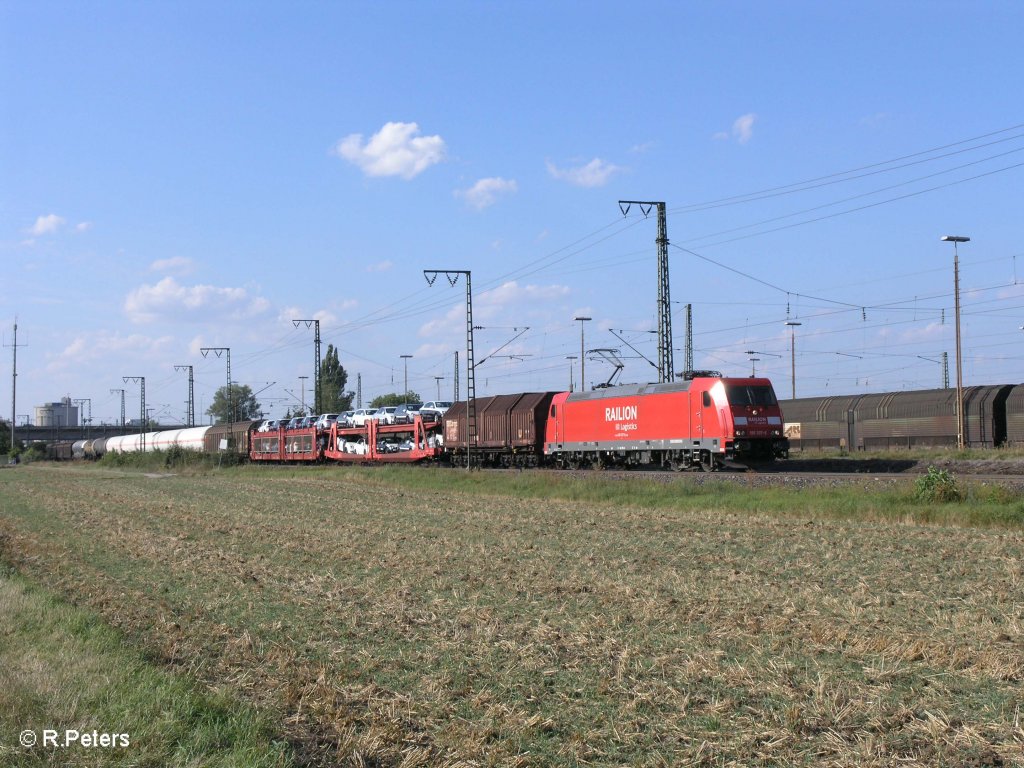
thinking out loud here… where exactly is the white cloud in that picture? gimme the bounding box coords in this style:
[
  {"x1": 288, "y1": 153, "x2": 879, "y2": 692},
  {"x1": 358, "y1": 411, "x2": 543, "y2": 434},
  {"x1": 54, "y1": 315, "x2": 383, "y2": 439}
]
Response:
[
  {"x1": 277, "y1": 307, "x2": 338, "y2": 327},
  {"x1": 895, "y1": 321, "x2": 947, "y2": 345},
  {"x1": 49, "y1": 331, "x2": 175, "y2": 371},
  {"x1": 413, "y1": 341, "x2": 456, "y2": 359},
  {"x1": 418, "y1": 280, "x2": 570, "y2": 340},
  {"x1": 365, "y1": 260, "x2": 393, "y2": 273},
  {"x1": 124, "y1": 276, "x2": 271, "y2": 324},
  {"x1": 75, "y1": 221, "x2": 93, "y2": 233},
  {"x1": 997, "y1": 283, "x2": 1024, "y2": 301},
  {"x1": 733, "y1": 113, "x2": 757, "y2": 144},
  {"x1": 455, "y1": 177, "x2": 518, "y2": 209},
  {"x1": 150, "y1": 256, "x2": 195, "y2": 275},
  {"x1": 714, "y1": 113, "x2": 758, "y2": 144},
  {"x1": 29, "y1": 213, "x2": 65, "y2": 236},
  {"x1": 481, "y1": 281, "x2": 570, "y2": 308},
  {"x1": 546, "y1": 158, "x2": 623, "y2": 188},
  {"x1": 332, "y1": 121, "x2": 446, "y2": 179}
]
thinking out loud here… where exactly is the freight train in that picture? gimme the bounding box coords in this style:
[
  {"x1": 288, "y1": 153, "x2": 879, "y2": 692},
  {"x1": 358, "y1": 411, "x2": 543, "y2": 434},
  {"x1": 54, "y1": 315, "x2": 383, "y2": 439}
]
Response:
[
  {"x1": 57, "y1": 373, "x2": 789, "y2": 471},
  {"x1": 780, "y1": 383, "x2": 1024, "y2": 451}
]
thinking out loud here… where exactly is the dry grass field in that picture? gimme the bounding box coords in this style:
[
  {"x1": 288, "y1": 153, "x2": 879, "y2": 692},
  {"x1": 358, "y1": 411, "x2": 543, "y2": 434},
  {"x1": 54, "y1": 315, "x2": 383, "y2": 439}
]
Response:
[{"x1": 1, "y1": 463, "x2": 1022, "y2": 767}]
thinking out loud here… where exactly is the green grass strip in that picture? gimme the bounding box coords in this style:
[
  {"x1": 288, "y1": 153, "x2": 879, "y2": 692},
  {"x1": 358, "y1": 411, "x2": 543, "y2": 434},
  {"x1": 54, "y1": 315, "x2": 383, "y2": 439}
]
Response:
[
  {"x1": 0, "y1": 567, "x2": 295, "y2": 768},
  {"x1": 334, "y1": 464, "x2": 1024, "y2": 529}
]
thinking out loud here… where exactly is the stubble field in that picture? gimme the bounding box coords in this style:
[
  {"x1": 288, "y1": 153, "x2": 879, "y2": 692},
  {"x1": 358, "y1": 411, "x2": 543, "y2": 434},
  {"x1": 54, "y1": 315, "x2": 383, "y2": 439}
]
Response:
[{"x1": 1, "y1": 463, "x2": 1022, "y2": 767}]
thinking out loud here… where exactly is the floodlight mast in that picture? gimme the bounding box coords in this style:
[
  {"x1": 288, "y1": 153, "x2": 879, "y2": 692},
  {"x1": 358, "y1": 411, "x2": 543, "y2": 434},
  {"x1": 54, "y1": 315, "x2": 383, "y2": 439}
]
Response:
[
  {"x1": 941, "y1": 235, "x2": 970, "y2": 450},
  {"x1": 6, "y1": 319, "x2": 25, "y2": 455},
  {"x1": 400, "y1": 355, "x2": 413, "y2": 400},
  {"x1": 424, "y1": 269, "x2": 476, "y2": 469},
  {"x1": 784, "y1": 321, "x2": 802, "y2": 399}
]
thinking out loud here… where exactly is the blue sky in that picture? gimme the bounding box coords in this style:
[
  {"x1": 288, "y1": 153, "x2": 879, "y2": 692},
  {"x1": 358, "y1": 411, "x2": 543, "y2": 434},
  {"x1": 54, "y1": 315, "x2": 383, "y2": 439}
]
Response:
[{"x1": 3, "y1": 1, "x2": 1023, "y2": 425}]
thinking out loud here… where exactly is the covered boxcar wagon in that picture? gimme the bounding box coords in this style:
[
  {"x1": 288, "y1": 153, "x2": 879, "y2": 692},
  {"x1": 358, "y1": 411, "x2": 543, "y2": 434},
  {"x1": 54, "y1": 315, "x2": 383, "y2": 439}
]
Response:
[
  {"x1": 780, "y1": 384, "x2": 1012, "y2": 451},
  {"x1": 443, "y1": 392, "x2": 558, "y2": 467}
]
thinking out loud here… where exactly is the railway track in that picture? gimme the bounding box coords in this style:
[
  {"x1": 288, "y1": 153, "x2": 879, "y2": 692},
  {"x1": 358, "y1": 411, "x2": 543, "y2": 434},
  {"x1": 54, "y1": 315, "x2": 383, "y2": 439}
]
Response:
[{"x1": 481, "y1": 459, "x2": 1024, "y2": 490}]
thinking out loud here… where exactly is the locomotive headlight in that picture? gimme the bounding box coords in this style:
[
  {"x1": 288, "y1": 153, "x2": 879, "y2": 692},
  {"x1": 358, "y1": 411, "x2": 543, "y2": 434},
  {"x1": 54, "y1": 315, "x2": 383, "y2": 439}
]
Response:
[{"x1": 735, "y1": 429, "x2": 745, "y2": 436}]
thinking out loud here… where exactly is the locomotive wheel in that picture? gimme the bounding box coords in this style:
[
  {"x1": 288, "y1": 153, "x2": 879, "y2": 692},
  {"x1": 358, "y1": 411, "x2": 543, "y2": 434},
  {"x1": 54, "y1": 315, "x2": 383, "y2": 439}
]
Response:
[{"x1": 700, "y1": 452, "x2": 715, "y2": 472}]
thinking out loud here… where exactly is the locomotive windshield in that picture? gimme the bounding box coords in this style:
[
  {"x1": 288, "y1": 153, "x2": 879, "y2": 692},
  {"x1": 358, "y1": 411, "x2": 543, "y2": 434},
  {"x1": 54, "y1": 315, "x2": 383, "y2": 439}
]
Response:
[{"x1": 726, "y1": 385, "x2": 778, "y2": 407}]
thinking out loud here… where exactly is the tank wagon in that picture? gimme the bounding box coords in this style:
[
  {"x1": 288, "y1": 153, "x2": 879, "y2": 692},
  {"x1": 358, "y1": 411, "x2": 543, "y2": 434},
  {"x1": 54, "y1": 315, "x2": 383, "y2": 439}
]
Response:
[{"x1": 84, "y1": 438, "x2": 108, "y2": 459}]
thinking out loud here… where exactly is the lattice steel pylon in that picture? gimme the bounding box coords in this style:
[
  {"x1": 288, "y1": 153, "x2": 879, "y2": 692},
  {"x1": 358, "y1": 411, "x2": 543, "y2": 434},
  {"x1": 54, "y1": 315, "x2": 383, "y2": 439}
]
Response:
[
  {"x1": 200, "y1": 347, "x2": 232, "y2": 422},
  {"x1": 109, "y1": 388, "x2": 125, "y2": 429},
  {"x1": 175, "y1": 365, "x2": 194, "y2": 427},
  {"x1": 73, "y1": 398, "x2": 92, "y2": 437},
  {"x1": 425, "y1": 269, "x2": 476, "y2": 468},
  {"x1": 123, "y1": 376, "x2": 145, "y2": 451},
  {"x1": 619, "y1": 200, "x2": 673, "y2": 382},
  {"x1": 292, "y1": 319, "x2": 321, "y2": 414}
]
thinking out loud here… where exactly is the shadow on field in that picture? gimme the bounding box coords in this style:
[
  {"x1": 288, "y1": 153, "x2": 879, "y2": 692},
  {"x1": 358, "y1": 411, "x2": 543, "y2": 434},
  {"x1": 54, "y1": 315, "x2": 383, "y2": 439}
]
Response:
[{"x1": 750, "y1": 457, "x2": 920, "y2": 474}]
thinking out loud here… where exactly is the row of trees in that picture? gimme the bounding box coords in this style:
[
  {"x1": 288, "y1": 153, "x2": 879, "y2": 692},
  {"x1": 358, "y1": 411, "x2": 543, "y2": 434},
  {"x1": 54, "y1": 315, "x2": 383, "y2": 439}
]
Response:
[
  {"x1": 204, "y1": 344, "x2": 358, "y2": 424},
  {"x1": 0, "y1": 419, "x2": 14, "y2": 455},
  {"x1": 369, "y1": 391, "x2": 422, "y2": 409}
]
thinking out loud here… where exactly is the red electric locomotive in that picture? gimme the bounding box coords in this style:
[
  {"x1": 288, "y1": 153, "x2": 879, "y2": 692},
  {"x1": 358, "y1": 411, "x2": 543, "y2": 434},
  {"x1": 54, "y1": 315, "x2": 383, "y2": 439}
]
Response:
[{"x1": 544, "y1": 372, "x2": 788, "y2": 470}]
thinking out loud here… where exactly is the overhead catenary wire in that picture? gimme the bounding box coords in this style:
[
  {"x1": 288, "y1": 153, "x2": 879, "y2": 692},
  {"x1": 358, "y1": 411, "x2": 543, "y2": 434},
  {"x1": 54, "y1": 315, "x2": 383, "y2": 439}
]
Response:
[
  {"x1": 238, "y1": 124, "x2": 1024, "y2": 370},
  {"x1": 679, "y1": 146, "x2": 1024, "y2": 246},
  {"x1": 667, "y1": 122, "x2": 1024, "y2": 213},
  {"x1": 107, "y1": 121, "x2": 1024, "y2": 411}
]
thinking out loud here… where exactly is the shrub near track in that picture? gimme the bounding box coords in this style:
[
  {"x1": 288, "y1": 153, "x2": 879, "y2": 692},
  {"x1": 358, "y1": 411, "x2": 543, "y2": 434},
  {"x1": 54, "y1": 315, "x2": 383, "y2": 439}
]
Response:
[{"x1": 0, "y1": 463, "x2": 1022, "y2": 767}]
